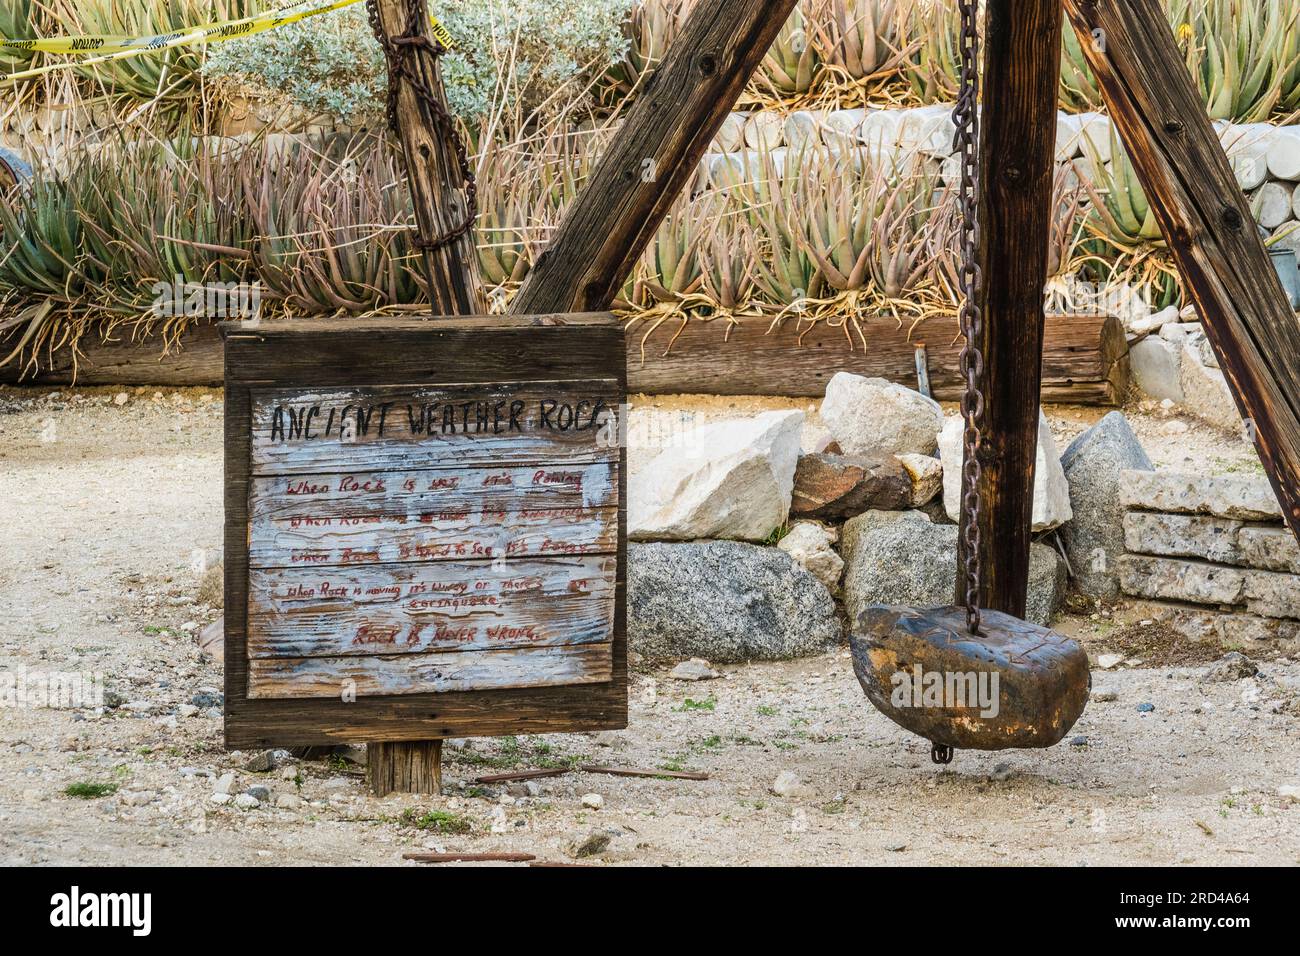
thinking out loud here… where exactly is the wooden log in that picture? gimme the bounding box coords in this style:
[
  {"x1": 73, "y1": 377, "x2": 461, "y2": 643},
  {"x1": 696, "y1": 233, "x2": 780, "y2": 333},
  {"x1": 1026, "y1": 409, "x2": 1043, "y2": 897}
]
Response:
[
  {"x1": 369, "y1": 739, "x2": 442, "y2": 797},
  {"x1": 624, "y1": 313, "x2": 1128, "y2": 403},
  {"x1": 1063, "y1": 0, "x2": 1300, "y2": 543},
  {"x1": 959, "y1": 0, "x2": 1067, "y2": 621},
  {"x1": 0, "y1": 313, "x2": 1130, "y2": 403},
  {"x1": 508, "y1": 0, "x2": 799, "y2": 315},
  {"x1": 372, "y1": 0, "x2": 484, "y2": 315}
]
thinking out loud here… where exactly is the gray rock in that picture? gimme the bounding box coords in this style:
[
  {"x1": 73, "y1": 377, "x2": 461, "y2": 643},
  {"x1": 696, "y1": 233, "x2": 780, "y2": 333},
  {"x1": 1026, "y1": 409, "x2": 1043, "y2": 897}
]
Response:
[
  {"x1": 628, "y1": 541, "x2": 839, "y2": 662},
  {"x1": 1123, "y1": 512, "x2": 1244, "y2": 564},
  {"x1": 244, "y1": 784, "x2": 272, "y2": 803},
  {"x1": 771, "y1": 770, "x2": 815, "y2": 799},
  {"x1": 1180, "y1": 345, "x2": 1241, "y2": 432},
  {"x1": 212, "y1": 772, "x2": 235, "y2": 796},
  {"x1": 1118, "y1": 555, "x2": 1246, "y2": 605},
  {"x1": 1059, "y1": 412, "x2": 1152, "y2": 599},
  {"x1": 668, "y1": 658, "x2": 722, "y2": 681},
  {"x1": 234, "y1": 793, "x2": 260, "y2": 810},
  {"x1": 841, "y1": 510, "x2": 1063, "y2": 627},
  {"x1": 1120, "y1": 469, "x2": 1282, "y2": 521},
  {"x1": 1203, "y1": 651, "x2": 1259, "y2": 683},
  {"x1": 243, "y1": 750, "x2": 278, "y2": 773},
  {"x1": 1129, "y1": 336, "x2": 1185, "y2": 403}
]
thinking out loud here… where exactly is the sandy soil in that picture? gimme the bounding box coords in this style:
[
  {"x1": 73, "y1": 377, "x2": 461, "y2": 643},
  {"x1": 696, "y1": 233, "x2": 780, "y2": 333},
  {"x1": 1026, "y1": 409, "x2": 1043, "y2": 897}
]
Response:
[{"x1": 0, "y1": 386, "x2": 1297, "y2": 867}]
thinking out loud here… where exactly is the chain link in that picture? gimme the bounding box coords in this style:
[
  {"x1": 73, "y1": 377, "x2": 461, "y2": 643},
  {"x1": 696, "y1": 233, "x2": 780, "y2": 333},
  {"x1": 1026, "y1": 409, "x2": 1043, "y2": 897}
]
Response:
[
  {"x1": 366, "y1": 0, "x2": 477, "y2": 253},
  {"x1": 953, "y1": 0, "x2": 984, "y2": 637}
]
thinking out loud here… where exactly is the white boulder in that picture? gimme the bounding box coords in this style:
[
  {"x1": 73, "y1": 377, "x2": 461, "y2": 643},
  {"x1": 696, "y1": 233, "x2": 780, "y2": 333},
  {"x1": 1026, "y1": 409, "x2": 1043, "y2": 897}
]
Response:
[
  {"x1": 938, "y1": 410, "x2": 1073, "y2": 532},
  {"x1": 777, "y1": 521, "x2": 844, "y2": 592},
  {"x1": 629, "y1": 410, "x2": 804, "y2": 542},
  {"x1": 1179, "y1": 345, "x2": 1241, "y2": 432},
  {"x1": 821, "y1": 372, "x2": 944, "y2": 458}
]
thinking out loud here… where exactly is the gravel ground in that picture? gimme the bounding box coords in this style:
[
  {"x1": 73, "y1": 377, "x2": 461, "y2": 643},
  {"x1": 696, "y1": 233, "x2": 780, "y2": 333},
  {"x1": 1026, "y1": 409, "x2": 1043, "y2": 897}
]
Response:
[{"x1": 1, "y1": 386, "x2": 1297, "y2": 866}]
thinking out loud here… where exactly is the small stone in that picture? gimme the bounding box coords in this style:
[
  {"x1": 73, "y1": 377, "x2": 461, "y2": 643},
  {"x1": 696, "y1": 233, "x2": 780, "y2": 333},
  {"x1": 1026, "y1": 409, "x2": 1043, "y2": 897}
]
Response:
[
  {"x1": 1091, "y1": 687, "x2": 1119, "y2": 702},
  {"x1": 234, "y1": 793, "x2": 260, "y2": 810},
  {"x1": 1137, "y1": 702, "x2": 1155, "y2": 713},
  {"x1": 524, "y1": 781, "x2": 542, "y2": 798},
  {"x1": 177, "y1": 704, "x2": 199, "y2": 718},
  {"x1": 243, "y1": 750, "x2": 279, "y2": 773},
  {"x1": 123, "y1": 790, "x2": 156, "y2": 806},
  {"x1": 776, "y1": 520, "x2": 844, "y2": 590},
  {"x1": 771, "y1": 770, "x2": 814, "y2": 799},
  {"x1": 209, "y1": 792, "x2": 232, "y2": 806},
  {"x1": 212, "y1": 772, "x2": 235, "y2": 796},
  {"x1": 1202, "y1": 651, "x2": 1259, "y2": 683},
  {"x1": 274, "y1": 793, "x2": 302, "y2": 810},
  {"x1": 669, "y1": 658, "x2": 722, "y2": 682},
  {"x1": 245, "y1": 785, "x2": 271, "y2": 803},
  {"x1": 321, "y1": 777, "x2": 352, "y2": 791},
  {"x1": 113, "y1": 392, "x2": 129, "y2": 406},
  {"x1": 191, "y1": 691, "x2": 223, "y2": 709},
  {"x1": 571, "y1": 830, "x2": 612, "y2": 859},
  {"x1": 896, "y1": 453, "x2": 943, "y2": 507},
  {"x1": 1070, "y1": 736, "x2": 1088, "y2": 747},
  {"x1": 1097, "y1": 653, "x2": 1124, "y2": 669},
  {"x1": 581, "y1": 793, "x2": 604, "y2": 810},
  {"x1": 990, "y1": 763, "x2": 1014, "y2": 782}
]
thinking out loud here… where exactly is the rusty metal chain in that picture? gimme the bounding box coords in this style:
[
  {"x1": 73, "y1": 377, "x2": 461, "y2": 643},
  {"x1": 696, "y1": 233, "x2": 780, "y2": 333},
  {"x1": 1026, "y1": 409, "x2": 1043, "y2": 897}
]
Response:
[
  {"x1": 366, "y1": 0, "x2": 477, "y2": 253},
  {"x1": 953, "y1": 0, "x2": 985, "y2": 638}
]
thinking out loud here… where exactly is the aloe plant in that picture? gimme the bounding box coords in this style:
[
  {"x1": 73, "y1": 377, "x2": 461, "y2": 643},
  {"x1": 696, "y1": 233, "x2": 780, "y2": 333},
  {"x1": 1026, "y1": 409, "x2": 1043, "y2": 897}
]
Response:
[
  {"x1": 754, "y1": 0, "x2": 827, "y2": 100},
  {"x1": 899, "y1": 0, "x2": 959, "y2": 104},
  {"x1": 1081, "y1": 126, "x2": 1163, "y2": 246},
  {"x1": 818, "y1": 0, "x2": 911, "y2": 82},
  {"x1": 601, "y1": 0, "x2": 691, "y2": 105}
]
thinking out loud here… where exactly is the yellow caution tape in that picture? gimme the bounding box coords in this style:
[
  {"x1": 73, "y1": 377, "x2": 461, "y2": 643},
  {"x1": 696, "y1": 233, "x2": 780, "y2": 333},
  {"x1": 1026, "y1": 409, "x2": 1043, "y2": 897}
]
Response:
[{"x1": 2, "y1": 0, "x2": 455, "y2": 83}]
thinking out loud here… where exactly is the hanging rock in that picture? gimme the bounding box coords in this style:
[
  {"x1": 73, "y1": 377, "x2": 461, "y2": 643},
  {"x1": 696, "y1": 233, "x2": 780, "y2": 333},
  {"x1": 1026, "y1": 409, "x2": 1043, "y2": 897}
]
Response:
[
  {"x1": 776, "y1": 521, "x2": 844, "y2": 592},
  {"x1": 939, "y1": 410, "x2": 1073, "y2": 532},
  {"x1": 840, "y1": 510, "x2": 1064, "y2": 627},
  {"x1": 820, "y1": 372, "x2": 944, "y2": 458},
  {"x1": 628, "y1": 541, "x2": 839, "y2": 662},
  {"x1": 1059, "y1": 412, "x2": 1153, "y2": 600},
  {"x1": 790, "y1": 452, "x2": 910, "y2": 519},
  {"x1": 629, "y1": 410, "x2": 803, "y2": 542}
]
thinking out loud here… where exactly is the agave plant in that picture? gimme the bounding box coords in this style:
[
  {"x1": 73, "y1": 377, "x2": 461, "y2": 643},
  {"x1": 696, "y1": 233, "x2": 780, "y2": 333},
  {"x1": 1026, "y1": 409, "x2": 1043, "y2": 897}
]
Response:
[
  {"x1": 817, "y1": 0, "x2": 911, "y2": 83},
  {"x1": 899, "y1": 0, "x2": 960, "y2": 104},
  {"x1": 1059, "y1": 23, "x2": 1104, "y2": 112},
  {"x1": 753, "y1": 0, "x2": 828, "y2": 101},
  {"x1": 693, "y1": 191, "x2": 756, "y2": 314},
  {"x1": 789, "y1": 150, "x2": 888, "y2": 299},
  {"x1": 866, "y1": 159, "x2": 939, "y2": 299},
  {"x1": 58, "y1": 0, "x2": 263, "y2": 117},
  {"x1": 0, "y1": 0, "x2": 38, "y2": 76},
  {"x1": 600, "y1": 0, "x2": 692, "y2": 106},
  {"x1": 1168, "y1": 0, "x2": 1299, "y2": 122},
  {"x1": 1080, "y1": 127, "x2": 1163, "y2": 246},
  {"x1": 631, "y1": 190, "x2": 706, "y2": 310},
  {"x1": 240, "y1": 134, "x2": 424, "y2": 313}
]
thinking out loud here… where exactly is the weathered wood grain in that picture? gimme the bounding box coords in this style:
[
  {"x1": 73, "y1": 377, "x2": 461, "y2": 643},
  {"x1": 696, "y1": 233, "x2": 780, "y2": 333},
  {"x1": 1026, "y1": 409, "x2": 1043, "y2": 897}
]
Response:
[
  {"x1": 250, "y1": 504, "x2": 618, "y2": 569},
  {"x1": 508, "y1": 0, "x2": 800, "y2": 314},
  {"x1": 249, "y1": 461, "x2": 619, "y2": 522},
  {"x1": 1064, "y1": 0, "x2": 1300, "y2": 543},
  {"x1": 248, "y1": 642, "x2": 613, "y2": 699},
  {"x1": 248, "y1": 381, "x2": 619, "y2": 474},
  {"x1": 222, "y1": 317, "x2": 628, "y2": 748},
  {"x1": 247, "y1": 555, "x2": 617, "y2": 659},
  {"x1": 4, "y1": 313, "x2": 1127, "y2": 404},
  {"x1": 370, "y1": 739, "x2": 443, "y2": 797},
  {"x1": 956, "y1": 0, "x2": 1067, "y2": 620},
  {"x1": 372, "y1": 0, "x2": 485, "y2": 315},
  {"x1": 624, "y1": 312, "x2": 1128, "y2": 403}
]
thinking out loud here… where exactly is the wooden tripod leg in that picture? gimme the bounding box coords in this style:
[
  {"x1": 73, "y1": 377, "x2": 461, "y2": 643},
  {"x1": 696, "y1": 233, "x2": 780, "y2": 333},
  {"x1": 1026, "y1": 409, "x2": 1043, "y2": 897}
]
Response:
[
  {"x1": 959, "y1": 0, "x2": 1066, "y2": 618},
  {"x1": 369, "y1": 740, "x2": 443, "y2": 797},
  {"x1": 1064, "y1": 0, "x2": 1300, "y2": 541}
]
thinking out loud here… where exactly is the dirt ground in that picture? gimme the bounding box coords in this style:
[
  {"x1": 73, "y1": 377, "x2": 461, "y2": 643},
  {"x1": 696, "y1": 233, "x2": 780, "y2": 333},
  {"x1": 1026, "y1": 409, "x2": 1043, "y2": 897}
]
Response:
[{"x1": 1, "y1": 386, "x2": 1297, "y2": 866}]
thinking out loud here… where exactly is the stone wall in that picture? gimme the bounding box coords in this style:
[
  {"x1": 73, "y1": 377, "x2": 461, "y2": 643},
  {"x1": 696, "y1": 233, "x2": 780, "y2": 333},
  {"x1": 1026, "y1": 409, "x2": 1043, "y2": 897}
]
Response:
[{"x1": 1117, "y1": 469, "x2": 1300, "y2": 651}]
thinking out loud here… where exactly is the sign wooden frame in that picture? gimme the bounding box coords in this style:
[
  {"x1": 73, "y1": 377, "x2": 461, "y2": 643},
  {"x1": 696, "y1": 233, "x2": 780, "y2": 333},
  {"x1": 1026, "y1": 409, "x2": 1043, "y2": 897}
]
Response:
[{"x1": 221, "y1": 313, "x2": 628, "y2": 749}]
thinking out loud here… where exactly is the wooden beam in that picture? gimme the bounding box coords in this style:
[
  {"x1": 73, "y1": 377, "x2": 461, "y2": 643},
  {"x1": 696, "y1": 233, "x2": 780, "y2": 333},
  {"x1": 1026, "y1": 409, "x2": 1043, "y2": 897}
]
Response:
[
  {"x1": 372, "y1": 0, "x2": 485, "y2": 315},
  {"x1": 959, "y1": 0, "x2": 1066, "y2": 619},
  {"x1": 508, "y1": 0, "x2": 799, "y2": 315},
  {"x1": 1063, "y1": 0, "x2": 1300, "y2": 542}
]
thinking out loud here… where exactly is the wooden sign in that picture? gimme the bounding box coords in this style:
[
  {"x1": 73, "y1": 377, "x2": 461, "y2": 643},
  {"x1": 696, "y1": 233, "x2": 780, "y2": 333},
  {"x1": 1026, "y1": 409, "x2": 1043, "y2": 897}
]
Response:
[{"x1": 222, "y1": 314, "x2": 627, "y2": 748}]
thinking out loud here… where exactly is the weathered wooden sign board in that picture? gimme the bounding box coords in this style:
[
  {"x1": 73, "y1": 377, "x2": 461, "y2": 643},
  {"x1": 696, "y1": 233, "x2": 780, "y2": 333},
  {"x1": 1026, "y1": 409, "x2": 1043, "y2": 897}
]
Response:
[{"x1": 221, "y1": 314, "x2": 627, "y2": 748}]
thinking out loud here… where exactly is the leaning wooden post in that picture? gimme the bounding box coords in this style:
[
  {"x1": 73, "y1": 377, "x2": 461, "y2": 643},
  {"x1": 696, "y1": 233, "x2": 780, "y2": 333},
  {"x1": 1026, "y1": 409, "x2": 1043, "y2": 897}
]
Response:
[
  {"x1": 370, "y1": 0, "x2": 485, "y2": 316},
  {"x1": 509, "y1": 0, "x2": 799, "y2": 314},
  {"x1": 1063, "y1": 0, "x2": 1300, "y2": 541},
  {"x1": 957, "y1": 0, "x2": 1066, "y2": 618},
  {"x1": 366, "y1": 0, "x2": 484, "y2": 794}
]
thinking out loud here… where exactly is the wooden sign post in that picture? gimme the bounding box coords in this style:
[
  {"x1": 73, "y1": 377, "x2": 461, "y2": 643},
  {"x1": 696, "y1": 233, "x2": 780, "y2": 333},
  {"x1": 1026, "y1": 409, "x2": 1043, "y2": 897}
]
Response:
[{"x1": 221, "y1": 315, "x2": 628, "y2": 789}]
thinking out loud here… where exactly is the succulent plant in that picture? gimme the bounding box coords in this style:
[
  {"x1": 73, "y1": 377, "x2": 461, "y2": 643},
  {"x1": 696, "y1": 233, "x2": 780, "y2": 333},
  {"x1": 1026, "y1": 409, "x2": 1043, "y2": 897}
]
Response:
[{"x1": 754, "y1": 0, "x2": 827, "y2": 100}]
